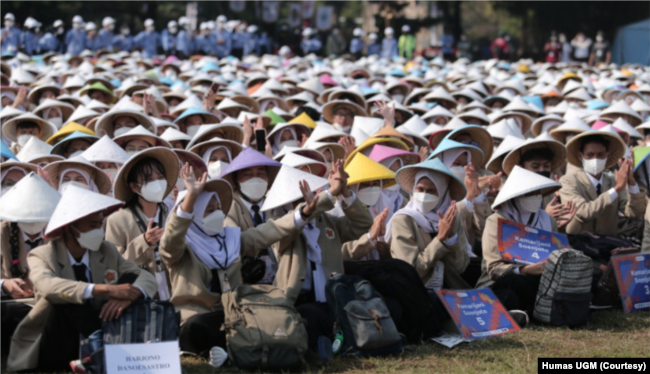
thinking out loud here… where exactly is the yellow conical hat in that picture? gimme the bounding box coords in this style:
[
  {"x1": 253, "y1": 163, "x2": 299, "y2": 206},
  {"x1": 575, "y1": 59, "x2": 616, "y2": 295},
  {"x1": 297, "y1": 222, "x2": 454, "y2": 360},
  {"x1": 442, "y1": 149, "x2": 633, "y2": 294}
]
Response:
[
  {"x1": 345, "y1": 152, "x2": 396, "y2": 188},
  {"x1": 46, "y1": 122, "x2": 97, "y2": 145},
  {"x1": 289, "y1": 112, "x2": 317, "y2": 129}
]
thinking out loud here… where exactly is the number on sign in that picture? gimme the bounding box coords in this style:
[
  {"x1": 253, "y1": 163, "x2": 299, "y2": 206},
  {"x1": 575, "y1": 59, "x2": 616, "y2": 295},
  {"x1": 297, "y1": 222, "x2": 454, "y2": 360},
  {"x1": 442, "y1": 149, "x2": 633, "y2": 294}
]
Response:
[
  {"x1": 531, "y1": 252, "x2": 540, "y2": 260},
  {"x1": 644, "y1": 285, "x2": 650, "y2": 295},
  {"x1": 476, "y1": 317, "x2": 485, "y2": 326}
]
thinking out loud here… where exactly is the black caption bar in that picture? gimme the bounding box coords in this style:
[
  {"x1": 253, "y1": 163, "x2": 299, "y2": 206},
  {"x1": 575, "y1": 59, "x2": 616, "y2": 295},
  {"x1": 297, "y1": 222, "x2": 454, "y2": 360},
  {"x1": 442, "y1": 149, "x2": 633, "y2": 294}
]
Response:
[{"x1": 539, "y1": 358, "x2": 649, "y2": 373}]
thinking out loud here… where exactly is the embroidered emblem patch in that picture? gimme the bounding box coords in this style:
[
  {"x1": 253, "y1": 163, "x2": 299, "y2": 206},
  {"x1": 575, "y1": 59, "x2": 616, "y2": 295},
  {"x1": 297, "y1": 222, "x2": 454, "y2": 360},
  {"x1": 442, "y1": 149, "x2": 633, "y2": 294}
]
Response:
[
  {"x1": 325, "y1": 228, "x2": 335, "y2": 239},
  {"x1": 104, "y1": 269, "x2": 118, "y2": 284}
]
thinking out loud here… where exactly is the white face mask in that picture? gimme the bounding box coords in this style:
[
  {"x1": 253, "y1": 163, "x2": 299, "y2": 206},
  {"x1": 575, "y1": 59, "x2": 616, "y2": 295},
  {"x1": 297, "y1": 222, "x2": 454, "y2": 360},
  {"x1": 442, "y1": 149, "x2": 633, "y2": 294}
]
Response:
[
  {"x1": 413, "y1": 192, "x2": 439, "y2": 213},
  {"x1": 18, "y1": 221, "x2": 47, "y2": 235},
  {"x1": 240, "y1": 177, "x2": 268, "y2": 202},
  {"x1": 113, "y1": 126, "x2": 131, "y2": 137},
  {"x1": 186, "y1": 125, "x2": 201, "y2": 138},
  {"x1": 208, "y1": 161, "x2": 229, "y2": 179},
  {"x1": 392, "y1": 94, "x2": 404, "y2": 104},
  {"x1": 61, "y1": 181, "x2": 89, "y2": 194},
  {"x1": 385, "y1": 183, "x2": 400, "y2": 192},
  {"x1": 17, "y1": 134, "x2": 35, "y2": 147},
  {"x1": 5, "y1": 21, "x2": 14, "y2": 28},
  {"x1": 450, "y1": 166, "x2": 466, "y2": 183},
  {"x1": 334, "y1": 124, "x2": 351, "y2": 134},
  {"x1": 203, "y1": 209, "x2": 225, "y2": 234},
  {"x1": 68, "y1": 150, "x2": 84, "y2": 158},
  {"x1": 582, "y1": 156, "x2": 607, "y2": 176},
  {"x1": 74, "y1": 226, "x2": 105, "y2": 251},
  {"x1": 278, "y1": 139, "x2": 299, "y2": 150},
  {"x1": 103, "y1": 168, "x2": 118, "y2": 181},
  {"x1": 517, "y1": 194, "x2": 543, "y2": 213},
  {"x1": 126, "y1": 150, "x2": 137, "y2": 157},
  {"x1": 357, "y1": 186, "x2": 382, "y2": 207},
  {"x1": 138, "y1": 179, "x2": 167, "y2": 203},
  {"x1": 49, "y1": 116, "x2": 63, "y2": 128}
]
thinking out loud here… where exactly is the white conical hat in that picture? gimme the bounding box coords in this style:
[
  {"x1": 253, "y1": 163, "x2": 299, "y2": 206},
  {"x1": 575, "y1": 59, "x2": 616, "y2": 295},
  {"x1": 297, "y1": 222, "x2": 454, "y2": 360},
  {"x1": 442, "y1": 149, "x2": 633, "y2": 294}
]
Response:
[
  {"x1": 397, "y1": 115, "x2": 428, "y2": 136},
  {"x1": 547, "y1": 100, "x2": 569, "y2": 115},
  {"x1": 612, "y1": 117, "x2": 642, "y2": 139},
  {"x1": 260, "y1": 78, "x2": 288, "y2": 93},
  {"x1": 86, "y1": 99, "x2": 111, "y2": 112},
  {"x1": 0, "y1": 106, "x2": 25, "y2": 122},
  {"x1": 602, "y1": 100, "x2": 642, "y2": 123},
  {"x1": 171, "y1": 95, "x2": 205, "y2": 116},
  {"x1": 423, "y1": 86, "x2": 457, "y2": 106},
  {"x1": 151, "y1": 116, "x2": 179, "y2": 132},
  {"x1": 303, "y1": 125, "x2": 347, "y2": 148},
  {"x1": 487, "y1": 135, "x2": 526, "y2": 174},
  {"x1": 216, "y1": 97, "x2": 248, "y2": 111},
  {"x1": 0, "y1": 172, "x2": 60, "y2": 222},
  {"x1": 111, "y1": 97, "x2": 145, "y2": 112},
  {"x1": 279, "y1": 152, "x2": 327, "y2": 177},
  {"x1": 66, "y1": 105, "x2": 99, "y2": 125},
  {"x1": 492, "y1": 166, "x2": 561, "y2": 209},
  {"x1": 458, "y1": 108, "x2": 490, "y2": 124},
  {"x1": 44, "y1": 185, "x2": 123, "y2": 239},
  {"x1": 161, "y1": 127, "x2": 191, "y2": 143},
  {"x1": 113, "y1": 125, "x2": 172, "y2": 148},
  {"x1": 421, "y1": 105, "x2": 454, "y2": 121},
  {"x1": 565, "y1": 87, "x2": 592, "y2": 101},
  {"x1": 62, "y1": 74, "x2": 86, "y2": 90},
  {"x1": 297, "y1": 77, "x2": 324, "y2": 95},
  {"x1": 285, "y1": 91, "x2": 314, "y2": 105},
  {"x1": 16, "y1": 136, "x2": 54, "y2": 162},
  {"x1": 350, "y1": 116, "x2": 384, "y2": 146},
  {"x1": 80, "y1": 135, "x2": 130, "y2": 164},
  {"x1": 2, "y1": 112, "x2": 58, "y2": 143},
  {"x1": 630, "y1": 98, "x2": 650, "y2": 113},
  {"x1": 303, "y1": 141, "x2": 345, "y2": 162},
  {"x1": 549, "y1": 117, "x2": 591, "y2": 142},
  {"x1": 487, "y1": 118, "x2": 524, "y2": 140},
  {"x1": 33, "y1": 98, "x2": 75, "y2": 120},
  {"x1": 260, "y1": 165, "x2": 328, "y2": 213}
]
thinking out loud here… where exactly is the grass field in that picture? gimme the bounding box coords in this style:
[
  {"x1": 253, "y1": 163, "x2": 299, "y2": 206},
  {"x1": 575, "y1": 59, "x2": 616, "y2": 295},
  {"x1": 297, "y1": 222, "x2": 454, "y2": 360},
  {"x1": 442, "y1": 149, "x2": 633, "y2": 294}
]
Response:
[{"x1": 3, "y1": 309, "x2": 647, "y2": 373}]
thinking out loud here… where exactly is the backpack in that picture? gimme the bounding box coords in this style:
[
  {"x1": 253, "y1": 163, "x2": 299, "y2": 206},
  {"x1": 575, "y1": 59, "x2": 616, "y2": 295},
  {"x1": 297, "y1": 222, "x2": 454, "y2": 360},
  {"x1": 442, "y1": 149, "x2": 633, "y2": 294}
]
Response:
[
  {"x1": 533, "y1": 249, "x2": 593, "y2": 327},
  {"x1": 221, "y1": 284, "x2": 308, "y2": 371},
  {"x1": 343, "y1": 259, "x2": 443, "y2": 343},
  {"x1": 592, "y1": 247, "x2": 640, "y2": 307},
  {"x1": 325, "y1": 274, "x2": 403, "y2": 357},
  {"x1": 79, "y1": 300, "x2": 180, "y2": 373},
  {"x1": 568, "y1": 233, "x2": 638, "y2": 265}
]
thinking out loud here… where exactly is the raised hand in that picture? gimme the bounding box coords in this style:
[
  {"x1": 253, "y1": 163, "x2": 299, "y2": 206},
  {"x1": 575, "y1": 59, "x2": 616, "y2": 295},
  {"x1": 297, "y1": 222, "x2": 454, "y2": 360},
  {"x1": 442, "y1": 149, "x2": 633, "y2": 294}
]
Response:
[
  {"x1": 556, "y1": 200, "x2": 577, "y2": 229},
  {"x1": 436, "y1": 201, "x2": 457, "y2": 241},
  {"x1": 339, "y1": 136, "x2": 356, "y2": 159},
  {"x1": 242, "y1": 116, "x2": 252, "y2": 147},
  {"x1": 614, "y1": 160, "x2": 628, "y2": 193},
  {"x1": 418, "y1": 146, "x2": 429, "y2": 161},
  {"x1": 144, "y1": 218, "x2": 164, "y2": 246},
  {"x1": 203, "y1": 87, "x2": 217, "y2": 111},
  {"x1": 180, "y1": 162, "x2": 207, "y2": 196},
  {"x1": 1, "y1": 278, "x2": 33, "y2": 299},
  {"x1": 327, "y1": 159, "x2": 350, "y2": 197},
  {"x1": 464, "y1": 162, "x2": 480, "y2": 201},
  {"x1": 376, "y1": 100, "x2": 395, "y2": 128},
  {"x1": 12, "y1": 86, "x2": 28, "y2": 109},
  {"x1": 626, "y1": 158, "x2": 636, "y2": 186},
  {"x1": 299, "y1": 180, "x2": 322, "y2": 216},
  {"x1": 254, "y1": 115, "x2": 265, "y2": 131},
  {"x1": 369, "y1": 208, "x2": 389, "y2": 242}
]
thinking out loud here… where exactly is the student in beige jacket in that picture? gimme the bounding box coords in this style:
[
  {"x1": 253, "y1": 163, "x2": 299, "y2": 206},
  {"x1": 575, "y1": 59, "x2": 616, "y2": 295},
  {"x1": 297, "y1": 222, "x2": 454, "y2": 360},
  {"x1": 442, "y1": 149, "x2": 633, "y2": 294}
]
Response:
[
  {"x1": 159, "y1": 163, "x2": 320, "y2": 359},
  {"x1": 7, "y1": 186, "x2": 157, "y2": 373}
]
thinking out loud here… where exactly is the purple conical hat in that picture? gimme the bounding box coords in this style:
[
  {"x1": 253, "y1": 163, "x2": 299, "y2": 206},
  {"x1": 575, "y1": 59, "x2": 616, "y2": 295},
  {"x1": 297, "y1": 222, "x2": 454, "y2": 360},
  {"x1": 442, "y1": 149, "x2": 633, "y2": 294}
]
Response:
[{"x1": 218, "y1": 147, "x2": 282, "y2": 186}]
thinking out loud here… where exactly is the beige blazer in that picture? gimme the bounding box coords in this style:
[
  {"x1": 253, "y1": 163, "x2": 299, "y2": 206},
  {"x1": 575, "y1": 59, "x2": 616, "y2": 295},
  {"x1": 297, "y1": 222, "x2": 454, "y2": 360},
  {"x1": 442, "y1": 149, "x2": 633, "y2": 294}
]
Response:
[
  {"x1": 559, "y1": 170, "x2": 646, "y2": 235},
  {"x1": 273, "y1": 193, "x2": 373, "y2": 303},
  {"x1": 159, "y1": 209, "x2": 300, "y2": 324},
  {"x1": 457, "y1": 199, "x2": 492, "y2": 249},
  {"x1": 105, "y1": 206, "x2": 169, "y2": 274},
  {"x1": 642, "y1": 204, "x2": 650, "y2": 253},
  {"x1": 7, "y1": 239, "x2": 157, "y2": 372},
  {"x1": 475, "y1": 213, "x2": 558, "y2": 288},
  {"x1": 388, "y1": 213, "x2": 470, "y2": 287},
  {"x1": 225, "y1": 192, "x2": 256, "y2": 231}
]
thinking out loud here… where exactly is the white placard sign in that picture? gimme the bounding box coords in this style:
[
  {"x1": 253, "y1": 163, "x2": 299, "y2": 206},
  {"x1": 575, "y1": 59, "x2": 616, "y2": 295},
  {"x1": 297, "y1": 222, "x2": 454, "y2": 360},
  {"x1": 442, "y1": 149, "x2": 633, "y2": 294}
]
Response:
[{"x1": 105, "y1": 341, "x2": 181, "y2": 374}]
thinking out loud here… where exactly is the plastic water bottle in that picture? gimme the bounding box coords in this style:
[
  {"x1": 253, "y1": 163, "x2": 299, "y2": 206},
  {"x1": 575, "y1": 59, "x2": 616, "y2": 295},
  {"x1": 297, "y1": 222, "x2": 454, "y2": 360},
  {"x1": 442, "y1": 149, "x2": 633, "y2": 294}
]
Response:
[{"x1": 332, "y1": 330, "x2": 344, "y2": 354}]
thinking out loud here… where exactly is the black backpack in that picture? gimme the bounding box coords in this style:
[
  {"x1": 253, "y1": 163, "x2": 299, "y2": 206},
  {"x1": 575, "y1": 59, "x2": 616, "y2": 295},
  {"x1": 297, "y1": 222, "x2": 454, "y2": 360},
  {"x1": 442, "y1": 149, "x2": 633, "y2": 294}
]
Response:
[
  {"x1": 344, "y1": 259, "x2": 444, "y2": 343},
  {"x1": 568, "y1": 232, "x2": 638, "y2": 265},
  {"x1": 79, "y1": 300, "x2": 180, "y2": 373},
  {"x1": 325, "y1": 274, "x2": 403, "y2": 357}
]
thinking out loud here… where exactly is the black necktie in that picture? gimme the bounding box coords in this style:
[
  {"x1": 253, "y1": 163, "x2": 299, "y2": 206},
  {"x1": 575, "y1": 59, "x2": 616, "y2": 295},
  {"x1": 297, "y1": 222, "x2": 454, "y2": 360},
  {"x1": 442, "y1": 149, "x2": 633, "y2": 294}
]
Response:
[
  {"x1": 72, "y1": 263, "x2": 89, "y2": 282},
  {"x1": 596, "y1": 183, "x2": 602, "y2": 195},
  {"x1": 251, "y1": 205, "x2": 263, "y2": 227},
  {"x1": 25, "y1": 238, "x2": 42, "y2": 250}
]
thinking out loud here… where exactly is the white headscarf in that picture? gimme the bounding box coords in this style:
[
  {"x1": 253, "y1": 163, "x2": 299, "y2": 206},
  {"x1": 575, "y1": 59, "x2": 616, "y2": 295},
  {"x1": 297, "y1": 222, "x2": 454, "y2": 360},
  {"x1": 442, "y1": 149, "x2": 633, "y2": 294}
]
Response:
[
  {"x1": 1, "y1": 166, "x2": 26, "y2": 182},
  {"x1": 59, "y1": 167, "x2": 99, "y2": 193},
  {"x1": 438, "y1": 148, "x2": 470, "y2": 169},
  {"x1": 272, "y1": 127, "x2": 297, "y2": 154},
  {"x1": 43, "y1": 107, "x2": 63, "y2": 120},
  {"x1": 496, "y1": 198, "x2": 552, "y2": 231},
  {"x1": 185, "y1": 191, "x2": 240, "y2": 270},
  {"x1": 384, "y1": 170, "x2": 451, "y2": 240},
  {"x1": 201, "y1": 145, "x2": 232, "y2": 165}
]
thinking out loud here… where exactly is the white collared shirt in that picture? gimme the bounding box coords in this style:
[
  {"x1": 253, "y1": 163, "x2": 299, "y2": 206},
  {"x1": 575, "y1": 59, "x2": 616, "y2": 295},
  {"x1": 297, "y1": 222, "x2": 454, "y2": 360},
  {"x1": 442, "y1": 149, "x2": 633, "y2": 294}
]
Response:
[
  {"x1": 239, "y1": 195, "x2": 266, "y2": 225},
  {"x1": 67, "y1": 250, "x2": 94, "y2": 299},
  {"x1": 21, "y1": 230, "x2": 43, "y2": 251},
  {"x1": 584, "y1": 171, "x2": 639, "y2": 201}
]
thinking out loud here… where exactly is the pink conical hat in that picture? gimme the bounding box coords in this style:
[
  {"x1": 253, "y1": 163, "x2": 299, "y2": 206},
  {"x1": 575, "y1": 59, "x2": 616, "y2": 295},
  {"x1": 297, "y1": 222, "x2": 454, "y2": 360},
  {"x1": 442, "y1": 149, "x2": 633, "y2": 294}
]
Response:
[
  {"x1": 592, "y1": 120, "x2": 623, "y2": 134},
  {"x1": 319, "y1": 73, "x2": 338, "y2": 87},
  {"x1": 368, "y1": 144, "x2": 420, "y2": 164}
]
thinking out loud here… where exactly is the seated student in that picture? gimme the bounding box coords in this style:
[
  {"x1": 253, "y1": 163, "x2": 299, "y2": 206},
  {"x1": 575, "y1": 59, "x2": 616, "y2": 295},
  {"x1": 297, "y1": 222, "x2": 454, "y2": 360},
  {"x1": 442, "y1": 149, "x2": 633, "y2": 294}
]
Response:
[
  {"x1": 7, "y1": 186, "x2": 157, "y2": 373},
  {"x1": 173, "y1": 107, "x2": 220, "y2": 137},
  {"x1": 113, "y1": 125, "x2": 172, "y2": 156},
  {"x1": 106, "y1": 148, "x2": 179, "y2": 275},
  {"x1": 51, "y1": 131, "x2": 99, "y2": 159},
  {"x1": 265, "y1": 162, "x2": 372, "y2": 352},
  {"x1": 0, "y1": 174, "x2": 58, "y2": 355},
  {"x1": 476, "y1": 166, "x2": 562, "y2": 323},
  {"x1": 80, "y1": 135, "x2": 131, "y2": 183},
  {"x1": 95, "y1": 109, "x2": 156, "y2": 139},
  {"x1": 559, "y1": 130, "x2": 647, "y2": 236},
  {"x1": 189, "y1": 138, "x2": 242, "y2": 180},
  {"x1": 159, "y1": 163, "x2": 316, "y2": 362},
  {"x1": 43, "y1": 156, "x2": 112, "y2": 195},
  {"x1": 386, "y1": 158, "x2": 471, "y2": 290},
  {"x1": 1, "y1": 160, "x2": 37, "y2": 196},
  {"x1": 2, "y1": 113, "x2": 56, "y2": 154},
  {"x1": 339, "y1": 153, "x2": 398, "y2": 261}
]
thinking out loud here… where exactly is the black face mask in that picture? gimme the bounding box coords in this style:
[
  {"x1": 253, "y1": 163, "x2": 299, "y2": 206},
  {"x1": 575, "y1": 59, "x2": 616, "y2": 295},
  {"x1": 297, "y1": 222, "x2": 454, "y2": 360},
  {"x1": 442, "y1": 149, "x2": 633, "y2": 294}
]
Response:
[{"x1": 537, "y1": 171, "x2": 551, "y2": 178}]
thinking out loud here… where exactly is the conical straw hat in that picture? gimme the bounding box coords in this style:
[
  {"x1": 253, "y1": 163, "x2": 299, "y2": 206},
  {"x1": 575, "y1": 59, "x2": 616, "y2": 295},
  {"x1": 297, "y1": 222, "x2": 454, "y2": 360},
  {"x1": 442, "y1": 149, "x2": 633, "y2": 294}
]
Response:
[
  {"x1": 113, "y1": 125, "x2": 172, "y2": 149},
  {"x1": 0, "y1": 172, "x2": 60, "y2": 222},
  {"x1": 44, "y1": 185, "x2": 123, "y2": 239},
  {"x1": 345, "y1": 152, "x2": 396, "y2": 187},
  {"x1": 350, "y1": 116, "x2": 384, "y2": 146},
  {"x1": 47, "y1": 122, "x2": 97, "y2": 145},
  {"x1": 368, "y1": 144, "x2": 420, "y2": 165},
  {"x1": 289, "y1": 112, "x2": 317, "y2": 129},
  {"x1": 219, "y1": 147, "x2": 282, "y2": 186},
  {"x1": 112, "y1": 147, "x2": 180, "y2": 202},
  {"x1": 302, "y1": 125, "x2": 347, "y2": 148},
  {"x1": 16, "y1": 136, "x2": 54, "y2": 162},
  {"x1": 395, "y1": 157, "x2": 466, "y2": 200},
  {"x1": 2, "y1": 112, "x2": 57, "y2": 143},
  {"x1": 492, "y1": 166, "x2": 561, "y2": 209},
  {"x1": 487, "y1": 135, "x2": 525, "y2": 174},
  {"x1": 94, "y1": 109, "x2": 156, "y2": 138},
  {"x1": 260, "y1": 165, "x2": 328, "y2": 213},
  {"x1": 502, "y1": 136, "x2": 567, "y2": 175},
  {"x1": 42, "y1": 156, "x2": 113, "y2": 195},
  {"x1": 280, "y1": 152, "x2": 327, "y2": 177},
  {"x1": 564, "y1": 129, "x2": 626, "y2": 169},
  {"x1": 429, "y1": 138, "x2": 484, "y2": 169},
  {"x1": 161, "y1": 127, "x2": 191, "y2": 143},
  {"x1": 345, "y1": 136, "x2": 409, "y2": 168},
  {"x1": 549, "y1": 117, "x2": 591, "y2": 143},
  {"x1": 304, "y1": 141, "x2": 345, "y2": 163},
  {"x1": 80, "y1": 135, "x2": 130, "y2": 165}
]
